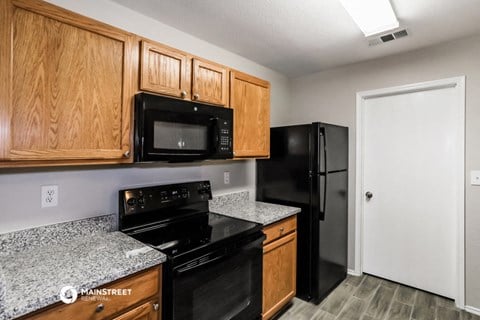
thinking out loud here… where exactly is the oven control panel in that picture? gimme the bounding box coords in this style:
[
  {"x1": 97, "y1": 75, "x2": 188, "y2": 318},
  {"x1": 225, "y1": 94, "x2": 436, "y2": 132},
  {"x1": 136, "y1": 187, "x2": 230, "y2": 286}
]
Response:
[{"x1": 119, "y1": 180, "x2": 212, "y2": 216}]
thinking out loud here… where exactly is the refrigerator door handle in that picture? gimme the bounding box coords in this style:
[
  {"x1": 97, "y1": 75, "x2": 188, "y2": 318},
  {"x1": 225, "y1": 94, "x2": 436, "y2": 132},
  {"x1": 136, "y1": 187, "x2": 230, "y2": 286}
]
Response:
[
  {"x1": 319, "y1": 174, "x2": 327, "y2": 221},
  {"x1": 319, "y1": 129, "x2": 327, "y2": 220},
  {"x1": 320, "y1": 127, "x2": 327, "y2": 172}
]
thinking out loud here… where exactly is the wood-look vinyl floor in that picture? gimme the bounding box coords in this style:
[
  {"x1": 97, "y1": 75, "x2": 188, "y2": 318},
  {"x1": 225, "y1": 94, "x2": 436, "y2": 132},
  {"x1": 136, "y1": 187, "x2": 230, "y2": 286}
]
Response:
[{"x1": 275, "y1": 274, "x2": 480, "y2": 320}]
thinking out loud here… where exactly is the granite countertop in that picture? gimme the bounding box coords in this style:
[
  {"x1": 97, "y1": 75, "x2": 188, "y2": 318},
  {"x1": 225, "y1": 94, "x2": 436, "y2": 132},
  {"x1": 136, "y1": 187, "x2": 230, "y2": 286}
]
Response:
[
  {"x1": 0, "y1": 216, "x2": 166, "y2": 320},
  {"x1": 209, "y1": 191, "x2": 301, "y2": 225}
]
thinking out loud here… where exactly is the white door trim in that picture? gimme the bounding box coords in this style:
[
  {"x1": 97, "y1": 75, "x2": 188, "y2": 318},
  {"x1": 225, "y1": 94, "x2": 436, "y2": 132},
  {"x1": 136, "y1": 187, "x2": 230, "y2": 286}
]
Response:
[{"x1": 354, "y1": 76, "x2": 465, "y2": 307}]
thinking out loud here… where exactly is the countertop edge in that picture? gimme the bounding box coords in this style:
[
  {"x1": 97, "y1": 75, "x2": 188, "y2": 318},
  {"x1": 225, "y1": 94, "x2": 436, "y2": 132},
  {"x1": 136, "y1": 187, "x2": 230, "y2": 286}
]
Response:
[
  {"x1": 260, "y1": 206, "x2": 301, "y2": 226},
  {"x1": 210, "y1": 200, "x2": 301, "y2": 226}
]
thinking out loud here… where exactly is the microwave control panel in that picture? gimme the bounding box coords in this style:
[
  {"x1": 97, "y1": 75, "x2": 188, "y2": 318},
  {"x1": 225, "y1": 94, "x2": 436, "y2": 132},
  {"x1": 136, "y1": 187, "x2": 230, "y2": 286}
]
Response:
[{"x1": 217, "y1": 120, "x2": 233, "y2": 155}]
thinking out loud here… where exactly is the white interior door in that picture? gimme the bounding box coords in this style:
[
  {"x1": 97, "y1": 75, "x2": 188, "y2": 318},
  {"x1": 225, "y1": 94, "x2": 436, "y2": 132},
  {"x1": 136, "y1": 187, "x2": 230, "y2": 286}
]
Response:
[{"x1": 362, "y1": 83, "x2": 463, "y2": 299}]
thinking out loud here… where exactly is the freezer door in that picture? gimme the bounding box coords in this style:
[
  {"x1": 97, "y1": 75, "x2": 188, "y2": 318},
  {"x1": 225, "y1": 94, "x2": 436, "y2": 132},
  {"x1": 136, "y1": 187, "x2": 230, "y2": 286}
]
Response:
[
  {"x1": 315, "y1": 123, "x2": 349, "y2": 173},
  {"x1": 256, "y1": 125, "x2": 312, "y2": 205}
]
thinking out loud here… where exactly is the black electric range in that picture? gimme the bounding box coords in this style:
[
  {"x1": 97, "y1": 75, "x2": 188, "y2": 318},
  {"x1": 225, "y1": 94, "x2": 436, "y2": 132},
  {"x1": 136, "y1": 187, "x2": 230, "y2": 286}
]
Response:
[{"x1": 119, "y1": 181, "x2": 264, "y2": 320}]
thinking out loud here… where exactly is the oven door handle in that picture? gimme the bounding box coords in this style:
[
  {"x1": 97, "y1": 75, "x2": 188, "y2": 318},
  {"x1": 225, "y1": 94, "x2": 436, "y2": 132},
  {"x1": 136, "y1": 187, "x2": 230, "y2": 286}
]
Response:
[{"x1": 175, "y1": 252, "x2": 228, "y2": 276}]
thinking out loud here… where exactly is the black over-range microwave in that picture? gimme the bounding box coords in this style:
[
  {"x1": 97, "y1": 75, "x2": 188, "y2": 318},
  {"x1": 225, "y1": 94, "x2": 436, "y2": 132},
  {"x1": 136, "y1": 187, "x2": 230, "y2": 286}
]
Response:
[{"x1": 134, "y1": 93, "x2": 233, "y2": 162}]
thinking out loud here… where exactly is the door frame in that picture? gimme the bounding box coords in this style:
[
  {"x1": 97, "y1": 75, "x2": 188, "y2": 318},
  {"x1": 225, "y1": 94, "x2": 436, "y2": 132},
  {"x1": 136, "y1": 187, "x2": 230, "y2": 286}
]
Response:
[{"x1": 354, "y1": 76, "x2": 465, "y2": 307}]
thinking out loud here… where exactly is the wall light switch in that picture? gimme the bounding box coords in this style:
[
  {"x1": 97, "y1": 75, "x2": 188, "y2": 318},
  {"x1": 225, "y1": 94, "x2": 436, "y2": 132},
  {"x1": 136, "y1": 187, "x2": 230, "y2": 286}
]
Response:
[
  {"x1": 224, "y1": 171, "x2": 230, "y2": 184},
  {"x1": 41, "y1": 185, "x2": 58, "y2": 208},
  {"x1": 471, "y1": 171, "x2": 480, "y2": 186}
]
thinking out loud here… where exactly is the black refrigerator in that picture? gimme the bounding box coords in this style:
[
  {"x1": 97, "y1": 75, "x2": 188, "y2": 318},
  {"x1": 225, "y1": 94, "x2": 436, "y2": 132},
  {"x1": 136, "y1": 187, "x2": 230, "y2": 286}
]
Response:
[{"x1": 256, "y1": 122, "x2": 348, "y2": 303}]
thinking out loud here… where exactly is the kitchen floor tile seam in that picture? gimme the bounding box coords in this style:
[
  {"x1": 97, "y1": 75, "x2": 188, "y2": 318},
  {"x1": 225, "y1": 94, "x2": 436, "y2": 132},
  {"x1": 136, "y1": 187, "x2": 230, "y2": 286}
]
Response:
[
  {"x1": 362, "y1": 281, "x2": 383, "y2": 320},
  {"x1": 337, "y1": 276, "x2": 381, "y2": 320},
  {"x1": 408, "y1": 289, "x2": 418, "y2": 320},
  {"x1": 331, "y1": 295, "x2": 361, "y2": 319},
  {"x1": 311, "y1": 305, "x2": 336, "y2": 320},
  {"x1": 360, "y1": 276, "x2": 382, "y2": 320},
  {"x1": 365, "y1": 284, "x2": 396, "y2": 319},
  {"x1": 379, "y1": 284, "x2": 400, "y2": 320},
  {"x1": 394, "y1": 284, "x2": 416, "y2": 307},
  {"x1": 335, "y1": 277, "x2": 369, "y2": 318}
]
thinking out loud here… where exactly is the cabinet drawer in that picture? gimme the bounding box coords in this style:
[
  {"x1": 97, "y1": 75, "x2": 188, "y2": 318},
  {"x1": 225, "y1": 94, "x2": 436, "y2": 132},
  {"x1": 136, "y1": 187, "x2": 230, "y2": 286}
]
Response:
[
  {"x1": 27, "y1": 267, "x2": 160, "y2": 320},
  {"x1": 263, "y1": 215, "x2": 297, "y2": 245}
]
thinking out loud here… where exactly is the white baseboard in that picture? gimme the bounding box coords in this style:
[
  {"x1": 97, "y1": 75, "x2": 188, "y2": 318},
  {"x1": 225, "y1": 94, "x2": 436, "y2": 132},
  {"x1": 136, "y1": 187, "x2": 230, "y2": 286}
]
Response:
[
  {"x1": 465, "y1": 306, "x2": 480, "y2": 316},
  {"x1": 347, "y1": 269, "x2": 362, "y2": 277}
]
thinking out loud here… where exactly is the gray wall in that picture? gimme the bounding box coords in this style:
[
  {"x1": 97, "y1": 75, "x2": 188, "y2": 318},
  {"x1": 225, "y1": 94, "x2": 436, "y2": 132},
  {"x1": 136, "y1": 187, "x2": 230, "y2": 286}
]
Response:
[
  {"x1": 289, "y1": 34, "x2": 480, "y2": 308},
  {"x1": 0, "y1": 161, "x2": 253, "y2": 233},
  {"x1": 0, "y1": 0, "x2": 290, "y2": 233}
]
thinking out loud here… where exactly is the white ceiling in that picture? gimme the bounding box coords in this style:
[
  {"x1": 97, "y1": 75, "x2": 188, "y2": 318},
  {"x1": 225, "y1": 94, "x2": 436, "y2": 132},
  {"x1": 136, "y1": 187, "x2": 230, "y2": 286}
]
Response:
[{"x1": 112, "y1": 0, "x2": 480, "y2": 78}]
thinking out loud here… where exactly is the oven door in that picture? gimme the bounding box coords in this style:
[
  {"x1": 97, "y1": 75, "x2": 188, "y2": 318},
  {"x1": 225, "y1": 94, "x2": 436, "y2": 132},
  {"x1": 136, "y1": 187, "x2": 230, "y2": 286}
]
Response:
[{"x1": 168, "y1": 233, "x2": 264, "y2": 320}]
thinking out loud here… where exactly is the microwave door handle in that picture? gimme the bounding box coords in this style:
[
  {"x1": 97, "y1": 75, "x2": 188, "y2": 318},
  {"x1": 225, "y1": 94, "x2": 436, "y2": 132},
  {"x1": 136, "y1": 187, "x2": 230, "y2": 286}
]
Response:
[{"x1": 210, "y1": 117, "x2": 220, "y2": 152}]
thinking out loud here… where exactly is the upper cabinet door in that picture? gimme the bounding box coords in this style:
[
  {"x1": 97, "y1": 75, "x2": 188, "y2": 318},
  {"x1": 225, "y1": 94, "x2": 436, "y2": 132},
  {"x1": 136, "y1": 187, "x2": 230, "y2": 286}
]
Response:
[
  {"x1": 140, "y1": 40, "x2": 190, "y2": 99},
  {"x1": 230, "y1": 71, "x2": 270, "y2": 158},
  {"x1": 0, "y1": 0, "x2": 135, "y2": 162},
  {"x1": 192, "y1": 58, "x2": 229, "y2": 106}
]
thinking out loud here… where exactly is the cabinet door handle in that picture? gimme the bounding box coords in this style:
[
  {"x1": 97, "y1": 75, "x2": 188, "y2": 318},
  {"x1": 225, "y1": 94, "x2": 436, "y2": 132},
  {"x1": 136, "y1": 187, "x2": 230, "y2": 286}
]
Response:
[
  {"x1": 193, "y1": 93, "x2": 200, "y2": 100},
  {"x1": 153, "y1": 303, "x2": 159, "y2": 311},
  {"x1": 180, "y1": 91, "x2": 187, "y2": 98},
  {"x1": 95, "y1": 304, "x2": 104, "y2": 313},
  {"x1": 123, "y1": 150, "x2": 130, "y2": 158}
]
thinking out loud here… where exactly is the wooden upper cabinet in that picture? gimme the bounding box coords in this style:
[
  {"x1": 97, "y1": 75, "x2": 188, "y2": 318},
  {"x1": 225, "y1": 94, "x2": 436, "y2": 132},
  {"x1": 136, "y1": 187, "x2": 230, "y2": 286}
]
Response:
[
  {"x1": 192, "y1": 58, "x2": 229, "y2": 106},
  {"x1": 230, "y1": 71, "x2": 270, "y2": 158},
  {"x1": 140, "y1": 40, "x2": 190, "y2": 99},
  {"x1": 0, "y1": 0, "x2": 135, "y2": 163},
  {"x1": 138, "y1": 40, "x2": 229, "y2": 107}
]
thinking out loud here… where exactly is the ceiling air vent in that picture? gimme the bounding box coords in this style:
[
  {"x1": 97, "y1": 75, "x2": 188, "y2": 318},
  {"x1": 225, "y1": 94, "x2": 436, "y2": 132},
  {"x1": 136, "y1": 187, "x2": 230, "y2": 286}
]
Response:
[
  {"x1": 393, "y1": 29, "x2": 409, "y2": 39},
  {"x1": 368, "y1": 28, "x2": 409, "y2": 46}
]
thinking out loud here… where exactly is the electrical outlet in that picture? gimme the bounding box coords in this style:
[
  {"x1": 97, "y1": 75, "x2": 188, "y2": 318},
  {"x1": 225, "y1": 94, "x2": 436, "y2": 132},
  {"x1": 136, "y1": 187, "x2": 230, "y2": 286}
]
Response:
[
  {"x1": 224, "y1": 171, "x2": 230, "y2": 184},
  {"x1": 41, "y1": 185, "x2": 58, "y2": 208}
]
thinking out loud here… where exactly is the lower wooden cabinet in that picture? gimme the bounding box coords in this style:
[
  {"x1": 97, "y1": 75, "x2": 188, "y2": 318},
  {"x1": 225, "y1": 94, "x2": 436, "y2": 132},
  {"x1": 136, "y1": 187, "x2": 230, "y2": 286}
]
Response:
[
  {"x1": 23, "y1": 266, "x2": 162, "y2": 320},
  {"x1": 262, "y1": 216, "x2": 297, "y2": 320},
  {"x1": 112, "y1": 300, "x2": 159, "y2": 320}
]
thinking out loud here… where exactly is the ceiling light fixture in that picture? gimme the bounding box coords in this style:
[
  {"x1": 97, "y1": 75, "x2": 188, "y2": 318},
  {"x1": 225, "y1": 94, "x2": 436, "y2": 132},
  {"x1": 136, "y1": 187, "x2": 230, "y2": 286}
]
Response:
[{"x1": 339, "y1": 0, "x2": 399, "y2": 37}]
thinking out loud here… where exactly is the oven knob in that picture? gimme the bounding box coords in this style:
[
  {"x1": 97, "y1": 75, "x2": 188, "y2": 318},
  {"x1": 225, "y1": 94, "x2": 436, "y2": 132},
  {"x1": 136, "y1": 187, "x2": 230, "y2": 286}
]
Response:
[
  {"x1": 138, "y1": 197, "x2": 145, "y2": 206},
  {"x1": 126, "y1": 198, "x2": 137, "y2": 206}
]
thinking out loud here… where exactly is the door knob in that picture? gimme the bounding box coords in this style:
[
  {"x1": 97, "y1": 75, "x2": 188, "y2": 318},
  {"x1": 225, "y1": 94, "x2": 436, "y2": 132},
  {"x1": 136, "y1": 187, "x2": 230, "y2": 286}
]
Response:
[{"x1": 365, "y1": 191, "x2": 373, "y2": 200}]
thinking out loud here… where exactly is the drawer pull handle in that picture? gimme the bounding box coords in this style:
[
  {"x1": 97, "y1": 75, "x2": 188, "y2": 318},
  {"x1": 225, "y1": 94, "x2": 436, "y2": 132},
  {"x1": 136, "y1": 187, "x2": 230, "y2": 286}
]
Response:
[
  {"x1": 280, "y1": 227, "x2": 285, "y2": 232},
  {"x1": 153, "y1": 303, "x2": 159, "y2": 311},
  {"x1": 95, "y1": 304, "x2": 104, "y2": 313}
]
